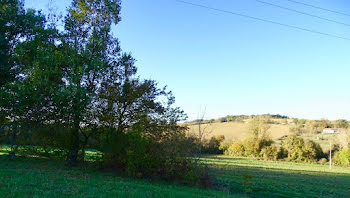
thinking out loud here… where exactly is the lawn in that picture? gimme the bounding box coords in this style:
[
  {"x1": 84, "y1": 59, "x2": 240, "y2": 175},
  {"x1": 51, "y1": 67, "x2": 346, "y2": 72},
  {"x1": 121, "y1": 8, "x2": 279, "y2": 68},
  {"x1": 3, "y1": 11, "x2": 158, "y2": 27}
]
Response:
[
  {"x1": 205, "y1": 156, "x2": 350, "y2": 198},
  {"x1": 0, "y1": 146, "x2": 244, "y2": 198},
  {"x1": 1, "y1": 145, "x2": 349, "y2": 198}
]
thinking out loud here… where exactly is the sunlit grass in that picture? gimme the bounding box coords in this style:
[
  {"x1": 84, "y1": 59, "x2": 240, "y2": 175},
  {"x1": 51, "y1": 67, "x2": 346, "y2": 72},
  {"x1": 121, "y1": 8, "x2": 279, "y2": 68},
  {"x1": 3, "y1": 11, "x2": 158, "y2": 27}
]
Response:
[
  {"x1": 0, "y1": 146, "x2": 245, "y2": 198},
  {"x1": 2, "y1": 145, "x2": 349, "y2": 197},
  {"x1": 203, "y1": 156, "x2": 350, "y2": 198},
  {"x1": 0, "y1": 145, "x2": 10, "y2": 155},
  {"x1": 202, "y1": 155, "x2": 350, "y2": 174}
]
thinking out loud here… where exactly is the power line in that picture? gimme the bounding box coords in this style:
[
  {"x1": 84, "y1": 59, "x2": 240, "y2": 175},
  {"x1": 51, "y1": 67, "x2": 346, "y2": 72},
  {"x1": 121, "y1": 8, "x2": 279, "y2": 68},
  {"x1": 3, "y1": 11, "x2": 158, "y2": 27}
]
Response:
[
  {"x1": 283, "y1": 0, "x2": 350, "y2": 17},
  {"x1": 256, "y1": 0, "x2": 350, "y2": 28},
  {"x1": 175, "y1": 0, "x2": 350, "y2": 41}
]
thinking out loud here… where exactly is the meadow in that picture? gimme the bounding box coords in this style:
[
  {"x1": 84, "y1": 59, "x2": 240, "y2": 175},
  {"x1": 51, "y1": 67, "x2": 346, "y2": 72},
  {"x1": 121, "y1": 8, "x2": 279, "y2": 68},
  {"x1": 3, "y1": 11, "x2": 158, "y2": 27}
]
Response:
[
  {"x1": 206, "y1": 156, "x2": 350, "y2": 198},
  {"x1": 0, "y1": 156, "x2": 242, "y2": 198},
  {"x1": 1, "y1": 146, "x2": 350, "y2": 198}
]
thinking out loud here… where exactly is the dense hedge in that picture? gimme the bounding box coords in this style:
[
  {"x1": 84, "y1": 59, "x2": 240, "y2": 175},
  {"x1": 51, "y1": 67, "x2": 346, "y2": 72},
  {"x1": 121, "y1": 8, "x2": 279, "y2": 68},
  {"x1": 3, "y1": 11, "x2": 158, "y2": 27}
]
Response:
[{"x1": 224, "y1": 135, "x2": 324, "y2": 163}]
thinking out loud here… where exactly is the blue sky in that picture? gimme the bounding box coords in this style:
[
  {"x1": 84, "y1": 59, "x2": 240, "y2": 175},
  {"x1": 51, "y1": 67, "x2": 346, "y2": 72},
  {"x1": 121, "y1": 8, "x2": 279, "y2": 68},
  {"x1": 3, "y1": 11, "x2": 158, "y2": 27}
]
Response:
[{"x1": 25, "y1": 0, "x2": 350, "y2": 121}]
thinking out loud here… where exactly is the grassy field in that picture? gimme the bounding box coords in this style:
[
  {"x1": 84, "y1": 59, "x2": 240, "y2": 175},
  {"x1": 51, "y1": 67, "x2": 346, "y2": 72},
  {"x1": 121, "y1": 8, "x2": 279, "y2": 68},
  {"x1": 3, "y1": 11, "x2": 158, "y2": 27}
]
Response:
[
  {"x1": 205, "y1": 156, "x2": 350, "y2": 198},
  {"x1": 2, "y1": 143, "x2": 350, "y2": 198},
  {"x1": 0, "y1": 155, "x2": 247, "y2": 198}
]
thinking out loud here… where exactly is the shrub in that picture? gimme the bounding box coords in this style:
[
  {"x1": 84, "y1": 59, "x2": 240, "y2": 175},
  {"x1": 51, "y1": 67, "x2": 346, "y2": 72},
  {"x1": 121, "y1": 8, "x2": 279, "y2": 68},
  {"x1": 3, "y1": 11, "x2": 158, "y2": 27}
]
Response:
[
  {"x1": 333, "y1": 148, "x2": 350, "y2": 166},
  {"x1": 220, "y1": 117, "x2": 227, "y2": 122},
  {"x1": 225, "y1": 142, "x2": 245, "y2": 156},
  {"x1": 242, "y1": 138, "x2": 273, "y2": 158},
  {"x1": 260, "y1": 145, "x2": 278, "y2": 160},
  {"x1": 201, "y1": 135, "x2": 226, "y2": 154},
  {"x1": 224, "y1": 136, "x2": 274, "y2": 158},
  {"x1": 219, "y1": 139, "x2": 233, "y2": 152},
  {"x1": 100, "y1": 126, "x2": 206, "y2": 185},
  {"x1": 281, "y1": 135, "x2": 324, "y2": 162},
  {"x1": 302, "y1": 140, "x2": 324, "y2": 162},
  {"x1": 318, "y1": 158, "x2": 328, "y2": 165},
  {"x1": 277, "y1": 147, "x2": 288, "y2": 159}
]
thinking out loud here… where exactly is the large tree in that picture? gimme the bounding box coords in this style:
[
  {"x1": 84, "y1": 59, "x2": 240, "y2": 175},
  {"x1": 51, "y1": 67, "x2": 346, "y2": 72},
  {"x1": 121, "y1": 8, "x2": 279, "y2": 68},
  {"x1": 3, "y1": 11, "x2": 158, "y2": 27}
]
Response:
[
  {"x1": 58, "y1": 0, "x2": 122, "y2": 165},
  {"x1": 1, "y1": 0, "x2": 188, "y2": 170}
]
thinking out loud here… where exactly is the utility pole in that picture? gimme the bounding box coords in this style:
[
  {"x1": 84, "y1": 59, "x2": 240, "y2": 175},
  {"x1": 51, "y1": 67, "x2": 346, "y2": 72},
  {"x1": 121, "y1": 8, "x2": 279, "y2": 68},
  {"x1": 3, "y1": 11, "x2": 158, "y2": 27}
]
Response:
[{"x1": 329, "y1": 139, "x2": 332, "y2": 169}]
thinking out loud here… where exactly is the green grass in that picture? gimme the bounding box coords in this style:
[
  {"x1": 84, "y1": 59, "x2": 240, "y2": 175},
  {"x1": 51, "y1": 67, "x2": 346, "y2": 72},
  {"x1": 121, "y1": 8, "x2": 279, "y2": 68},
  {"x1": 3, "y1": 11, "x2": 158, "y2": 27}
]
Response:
[
  {"x1": 0, "y1": 154, "x2": 243, "y2": 198},
  {"x1": 205, "y1": 156, "x2": 350, "y2": 198},
  {"x1": 2, "y1": 145, "x2": 350, "y2": 198}
]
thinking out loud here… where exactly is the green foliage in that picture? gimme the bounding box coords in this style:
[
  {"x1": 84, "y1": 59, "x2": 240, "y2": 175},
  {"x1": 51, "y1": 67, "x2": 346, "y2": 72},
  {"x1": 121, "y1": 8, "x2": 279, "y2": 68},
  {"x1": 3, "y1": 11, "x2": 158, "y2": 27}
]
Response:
[
  {"x1": 260, "y1": 145, "x2": 278, "y2": 160},
  {"x1": 218, "y1": 138, "x2": 232, "y2": 152},
  {"x1": 318, "y1": 158, "x2": 328, "y2": 165},
  {"x1": 201, "y1": 135, "x2": 226, "y2": 154},
  {"x1": 0, "y1": 0, "x2": 50, "y2": 156},
  {"x1": 338, "y1": 129, "x2": 350, "y2": 149},
  {"x1": 100, "y1": 127, "x2": 205, "y2": 184},
  {"x1": 224, "y1": 117, "x2": 274, "y2": 158},
  {"x1": 225, "y1": 142, "x2": 245, "y2": 157},
  {"x1": 247, "y1": 116, "x2": 270, "y2": 140},
  {"x1": 281, "y1": 135, "x2": 324, "y2": 162},
  {"x1": 334, "y1": 119, "x2": 349, "y2": 128},
  {"x1": 0, "y1": 0, "x2": 46, "y2": 86},
  {"x1": 333, "y1": 148, "x2": 350, "y2": 166},
  {"x1": 224, "y1": 134, "x2": 324, "y2": 163},
  {"x1": 0, "y1": 0, "x2": 204, "y2": 185},
  {"x1": 289, "y1": 125, "x2": 304, "y2": 136},
  {"x1": 224, "y1": 138, "x2": 275, "y2": 159}
]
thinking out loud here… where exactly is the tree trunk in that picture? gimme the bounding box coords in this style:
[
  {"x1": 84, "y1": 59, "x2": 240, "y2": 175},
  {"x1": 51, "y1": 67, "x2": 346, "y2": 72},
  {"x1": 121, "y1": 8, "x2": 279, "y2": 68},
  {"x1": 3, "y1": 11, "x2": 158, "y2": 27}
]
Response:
[
  {"x1": 80, "y1": 136, "x2": 89, "y2": 162},
  {"x1": 68, "y1": 126, "x2": 80, "y2": 166},
  {"x1": 9, "y1": 125, "x2": 18, "y2": 159}
]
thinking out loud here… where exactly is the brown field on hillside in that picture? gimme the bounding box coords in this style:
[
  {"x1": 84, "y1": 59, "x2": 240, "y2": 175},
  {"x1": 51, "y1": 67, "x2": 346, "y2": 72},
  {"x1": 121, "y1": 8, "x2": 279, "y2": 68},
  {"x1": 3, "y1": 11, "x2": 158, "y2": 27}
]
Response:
[
  {"x1": 186, "y1": 122, "x2": 290, "y2": 142},
  {"x1": 185, "y1": 121, "x2": 345, "y2": 151}
]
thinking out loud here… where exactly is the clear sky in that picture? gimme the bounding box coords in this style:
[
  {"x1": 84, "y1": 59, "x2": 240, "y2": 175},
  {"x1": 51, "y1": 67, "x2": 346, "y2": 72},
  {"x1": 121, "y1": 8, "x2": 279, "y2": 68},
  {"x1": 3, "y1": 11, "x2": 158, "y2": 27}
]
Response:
[{"x1": 25, "y1": 0, "x2": 350, "y2": 121}]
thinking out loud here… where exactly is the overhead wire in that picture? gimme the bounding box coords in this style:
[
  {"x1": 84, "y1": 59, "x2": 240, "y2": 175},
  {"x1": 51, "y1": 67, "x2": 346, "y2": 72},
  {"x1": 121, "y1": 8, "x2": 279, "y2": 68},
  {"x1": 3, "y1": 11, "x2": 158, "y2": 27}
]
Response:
[
  {"x1": 282, "y1": 0, "x2": 350, "y2": 17},
  {"x1": 175, "y1": 0, "x2": 350, "y2": 41},
  {"x1": 255, "y1": 0, "x2": 350, "y2": 28}
]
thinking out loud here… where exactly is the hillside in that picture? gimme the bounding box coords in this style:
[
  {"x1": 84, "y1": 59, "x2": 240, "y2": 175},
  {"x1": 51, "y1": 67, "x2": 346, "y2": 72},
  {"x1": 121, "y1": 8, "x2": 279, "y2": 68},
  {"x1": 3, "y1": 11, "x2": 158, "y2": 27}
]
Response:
[
  {"x1": 186, "y1": 122, "x2": 290, "y2": 142},
  {"x1": 185, "y1": 116, "x2": 348, "y2": 151}
]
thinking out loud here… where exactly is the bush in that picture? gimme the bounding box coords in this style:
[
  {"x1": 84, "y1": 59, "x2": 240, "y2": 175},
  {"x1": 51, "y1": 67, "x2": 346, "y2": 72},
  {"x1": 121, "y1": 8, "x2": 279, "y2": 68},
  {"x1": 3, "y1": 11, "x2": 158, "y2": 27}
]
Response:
[
  {"x1": 281, "y1": 135, "x2": 324, "y2": 162},
  {"x1": 318, "y1": 158, "x2": 328, "y2": 165},
  {"x1": 242, "y1": 138, "x2": 273, "y2": 158},
  {"x1": 219, "y1": 139, "x2": 233, "y2": 152},
  {"x1": 333, "y1": 148, "x2": 350, "y2": 166},
  {"x1": 224, "y1": 136, "x2": 273, "y2": 158},
  {"x1": 277, "y1": 147, "x2": 288, "y2": 159},
  {"x1": 100, "y1": 126, "x2": 206, "y2": 185},
  {"x1": 225, "y1": 142, "x2": 245, "y2": 156},
  {"x1": 260, "y1": 145, "x2": 278, "y2": 160},
  {"x1": 302, "y1": 140, "x2": 324, "y2": 161},
  {"x1": 201, "y1": 135, "x2": 226, "y2": 154}
]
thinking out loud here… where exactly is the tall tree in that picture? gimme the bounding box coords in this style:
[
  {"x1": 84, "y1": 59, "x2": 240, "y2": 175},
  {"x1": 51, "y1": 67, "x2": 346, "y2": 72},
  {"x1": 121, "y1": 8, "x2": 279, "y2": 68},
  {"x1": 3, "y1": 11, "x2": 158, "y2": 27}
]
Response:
[{"x1": 60, "y1": 0, "x2": 122, "y2": 165}]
